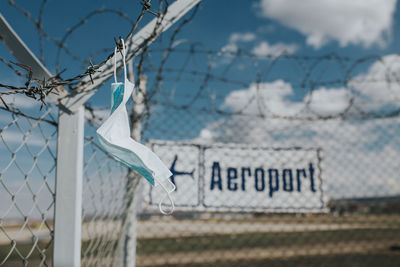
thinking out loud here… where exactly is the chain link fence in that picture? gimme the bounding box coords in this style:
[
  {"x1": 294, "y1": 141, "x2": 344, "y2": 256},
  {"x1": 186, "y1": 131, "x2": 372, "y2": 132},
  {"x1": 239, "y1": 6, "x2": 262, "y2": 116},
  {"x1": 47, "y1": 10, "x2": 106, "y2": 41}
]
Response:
[
  {"x1": 130, "y1": 46, "x2": 400, "y2": 267},
  {"x1": 0, "y1": 98, "x2": 57, "y2": 266},
  {"x1": 81, "y1": 136, "x2": 130, "y2": 266},
  {"x1": 0, "y1": 102, "x2": 134, "y2": 267}
]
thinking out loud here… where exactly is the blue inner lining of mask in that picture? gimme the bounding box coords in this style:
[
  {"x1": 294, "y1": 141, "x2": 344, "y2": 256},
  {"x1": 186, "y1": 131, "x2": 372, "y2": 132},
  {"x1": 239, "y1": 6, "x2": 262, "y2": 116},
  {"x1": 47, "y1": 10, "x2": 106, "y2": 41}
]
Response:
[
  {"x1": 111, "y1": 83, "x2": 124, "y2": 114},
  {"x1": 97, "y1": 134, "x2": 155, "y2": 185}
]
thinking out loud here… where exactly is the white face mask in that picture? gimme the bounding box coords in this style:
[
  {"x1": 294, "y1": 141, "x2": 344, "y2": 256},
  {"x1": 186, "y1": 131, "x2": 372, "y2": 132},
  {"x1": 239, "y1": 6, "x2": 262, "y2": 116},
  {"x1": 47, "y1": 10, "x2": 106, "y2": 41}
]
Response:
[{"x1": 96, "y1": 39, "x2": 175, "y2": 214}]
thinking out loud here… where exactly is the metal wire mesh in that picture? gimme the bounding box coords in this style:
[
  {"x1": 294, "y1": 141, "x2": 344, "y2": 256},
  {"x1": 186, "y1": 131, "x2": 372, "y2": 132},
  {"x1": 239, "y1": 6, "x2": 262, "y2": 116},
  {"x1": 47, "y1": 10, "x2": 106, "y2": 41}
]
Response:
[
  {"x1": 131, "y1": 46, "x2": 400, "y2": 267},
  {"x1": 0, "y1": 98, "x2": 57, "y2": 267},
  {"x1": 81, "y1": 135, "x2": 131, "y2": 266}
]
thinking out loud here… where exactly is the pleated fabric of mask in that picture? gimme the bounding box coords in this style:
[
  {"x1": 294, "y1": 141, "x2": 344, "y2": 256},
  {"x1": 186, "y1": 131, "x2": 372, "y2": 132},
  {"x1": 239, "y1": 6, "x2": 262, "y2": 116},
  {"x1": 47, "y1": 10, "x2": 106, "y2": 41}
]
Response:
[{"x1": 96, "y1": 39, "x2": 175, "y2": 214}]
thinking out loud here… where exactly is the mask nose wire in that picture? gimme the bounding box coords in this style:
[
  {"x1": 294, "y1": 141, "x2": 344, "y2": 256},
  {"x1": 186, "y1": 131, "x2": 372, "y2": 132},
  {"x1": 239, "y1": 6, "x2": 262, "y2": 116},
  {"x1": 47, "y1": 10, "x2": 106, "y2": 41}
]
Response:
[{"x1": 153, "y1": 176, "x2": 176, "y2": 215}]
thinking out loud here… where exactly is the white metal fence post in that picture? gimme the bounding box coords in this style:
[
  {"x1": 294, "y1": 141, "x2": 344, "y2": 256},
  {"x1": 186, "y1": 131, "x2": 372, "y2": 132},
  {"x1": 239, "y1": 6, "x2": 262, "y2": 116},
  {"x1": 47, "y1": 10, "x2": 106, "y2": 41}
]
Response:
[
  {"x1": 53, "y1": 106, "x2": 85, "y2": 267},
  {"x1": 115, "y1": 72, "x2": 146, "y2": 267},
  {"x1": 127, "y1": 75, "x2": 147, "y2": 267}
]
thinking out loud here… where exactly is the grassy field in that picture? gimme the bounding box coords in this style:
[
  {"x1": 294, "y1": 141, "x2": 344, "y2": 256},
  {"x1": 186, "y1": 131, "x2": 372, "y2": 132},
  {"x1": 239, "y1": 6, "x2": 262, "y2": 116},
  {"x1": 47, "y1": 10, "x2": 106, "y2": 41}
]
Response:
[
  {"x1": 135, "y1": 228, "x2": 400, "y2": 266},
  {"x1": 0, "y1": 241, "x2": 51, "y2": 267},
  {"x1": 136, "y1": 228, "x2": 400, "y2": 254},
  {"x1": 0, "y1": 215, "x2": 399, "y2": 266}
]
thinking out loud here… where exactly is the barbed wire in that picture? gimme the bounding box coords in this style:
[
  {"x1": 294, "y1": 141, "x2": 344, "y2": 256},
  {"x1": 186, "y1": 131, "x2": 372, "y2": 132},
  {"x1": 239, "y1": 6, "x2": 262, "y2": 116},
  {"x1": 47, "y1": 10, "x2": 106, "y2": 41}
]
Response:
[
  {"x1": 128, "y1": 42, "x2": 400, "y2": 124},
  {"x1": 0, "y1": 0, "x2": 172, "y2": 116},
  {"x1": 81, "y1": 47, "x2": 400, "y2": 135},
  {"x1": 2, "y1": 0, "x2": 400, "y2": 126}
]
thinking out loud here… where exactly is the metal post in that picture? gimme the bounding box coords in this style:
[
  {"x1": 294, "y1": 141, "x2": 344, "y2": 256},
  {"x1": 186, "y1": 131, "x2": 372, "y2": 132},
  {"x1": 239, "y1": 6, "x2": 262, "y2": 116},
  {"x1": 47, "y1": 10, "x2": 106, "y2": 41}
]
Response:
[
  {"x1": 127, "y1": 74, "x2": 147, "y2": 267},
  {"x1": 115, "y1": 71, "x2": 146, "y2": 267},
  {"x1": 53, "y1": 106, "x2": 85, "y2": 267},
  {"x1": 120, "y1": 174, "x2": 140, "y2": 267}
]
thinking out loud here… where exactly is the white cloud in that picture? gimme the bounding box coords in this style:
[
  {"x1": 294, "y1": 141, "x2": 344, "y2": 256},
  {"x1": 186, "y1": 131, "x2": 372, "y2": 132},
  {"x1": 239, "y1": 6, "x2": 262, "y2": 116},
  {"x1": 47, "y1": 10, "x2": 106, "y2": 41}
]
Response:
[
  {"x1": 308, "y1": 87, "x2": 351, "y2": 117},
  {"x1": 350, "y1": 54, "x2": 400, "y2": 112},
  {"x1": 252, "y1": 41, "x2": 298, "y2": 56},
  {"x1": 220, "y1": 54, "x2": 400, "y2": 118},
  {"x1": 222, "y1": 80, "x2": 304, "y2": 116},
  {"x1": 84, "y1": 108, "x2": 109, "y2": 126},
  {"x1": 229, "y1": 32, "x2": 256, "y2": 43},
  {"x1": 221, "y1": 33, "x2": 298, "y2": 57},
  {"x1": 220, "y1": 32, "x2": 256, "y2": 54},
  {"x1": 221, "y1": 80, "x2": 351, "y2": 117},
  {"x1": 255, "y1": 0, "x2": 397, "y2": 48},
  {"x1": 220, "y1": 43, "x2": 239, "y2": 54},
  {"x1": 2, "y1": 94, "x2": 40, "y2": 109}
]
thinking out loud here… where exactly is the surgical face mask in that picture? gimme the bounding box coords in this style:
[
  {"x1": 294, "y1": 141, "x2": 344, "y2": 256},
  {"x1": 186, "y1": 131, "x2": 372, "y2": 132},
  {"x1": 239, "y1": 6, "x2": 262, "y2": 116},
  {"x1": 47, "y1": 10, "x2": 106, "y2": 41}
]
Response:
[{"x1": 96, "y1": 39, "x2": 175, "y2": 214}]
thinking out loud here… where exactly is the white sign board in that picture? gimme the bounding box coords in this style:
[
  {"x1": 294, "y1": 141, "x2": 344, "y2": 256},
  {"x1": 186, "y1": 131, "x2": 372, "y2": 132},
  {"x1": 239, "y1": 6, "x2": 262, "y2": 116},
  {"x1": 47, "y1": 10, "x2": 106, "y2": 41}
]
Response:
[{"x1": 143, "y1": 141, "x2": 326, "y2": 212}]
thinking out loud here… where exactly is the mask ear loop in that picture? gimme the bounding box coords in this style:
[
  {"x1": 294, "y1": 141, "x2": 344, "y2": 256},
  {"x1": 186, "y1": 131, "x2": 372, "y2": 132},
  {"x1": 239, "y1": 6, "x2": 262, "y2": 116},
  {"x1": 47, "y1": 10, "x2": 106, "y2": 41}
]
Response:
[
  {"x1": 113, "y1": 46, "x2": 118, "y2": 83},
  {"x1": 121, "y1": 39, "x2": 127, "y2": 82},
  {"x1": 113, "y1": 39, "x2": 128, "y2": 83},
  {"x1": 153, "y1": 176, "x2": 176, "y2": 215}
]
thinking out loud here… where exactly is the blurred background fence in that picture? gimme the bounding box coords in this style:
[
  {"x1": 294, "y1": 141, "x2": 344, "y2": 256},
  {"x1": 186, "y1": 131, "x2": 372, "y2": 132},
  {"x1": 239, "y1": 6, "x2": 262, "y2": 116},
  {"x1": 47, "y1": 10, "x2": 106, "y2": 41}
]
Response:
[
  {"x1": 1, "y1": 0, "x2": 400, "y2": 266},
  {"x1": 129, "y1": 44, "x2": 400, "y2": 267}
]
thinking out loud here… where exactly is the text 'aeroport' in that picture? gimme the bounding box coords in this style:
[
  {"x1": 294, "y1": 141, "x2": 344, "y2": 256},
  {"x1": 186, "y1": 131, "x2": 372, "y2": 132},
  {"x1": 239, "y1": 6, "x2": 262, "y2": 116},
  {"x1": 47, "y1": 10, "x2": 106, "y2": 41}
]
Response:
[{"x1": 209, "y1": 162, "x2": 317, "y2": 197}]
